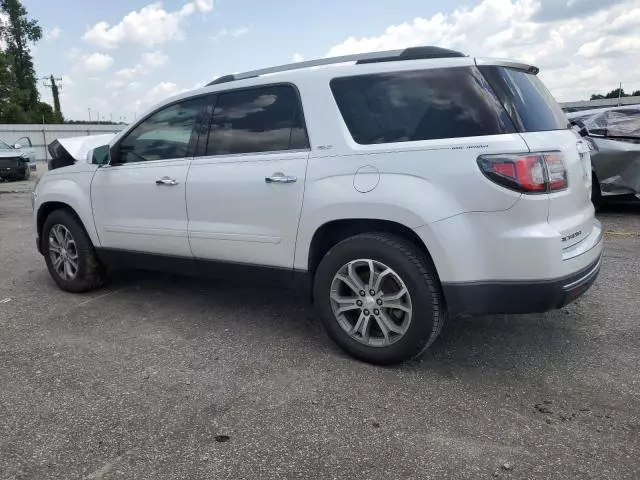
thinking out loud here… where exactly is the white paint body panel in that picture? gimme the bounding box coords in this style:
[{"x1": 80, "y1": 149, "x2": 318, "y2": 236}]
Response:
[
  {"x1": 186, "y1": 151, "x2": 309, "y2": 267},
  {"x1": 91, "y1": 160, "x2": 191, "y2": 257},
  {"x1": 34, "y1": 163, "x2": 101, "y2": 246}
]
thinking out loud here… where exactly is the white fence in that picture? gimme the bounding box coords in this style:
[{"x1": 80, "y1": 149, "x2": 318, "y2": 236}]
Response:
[{"x1": 0, "y1": 124, "x2": 126, "y2": 162}]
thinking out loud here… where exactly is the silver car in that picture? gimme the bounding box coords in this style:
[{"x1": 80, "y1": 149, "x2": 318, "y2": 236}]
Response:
[
  {"x1": 0, "y1": 137, "x2": 36, "y2": 181},
  {"x1": 568, "y1": 106, "x2": 640, "y2": 207}
]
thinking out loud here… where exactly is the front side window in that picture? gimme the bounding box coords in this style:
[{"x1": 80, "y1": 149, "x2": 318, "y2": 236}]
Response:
[
  {"x1": 205, "y1": 85, "x2": 308, "y2": 156},
  {"x1": 118, "y1": 96, "x2": 210, "y2": 163},
  {"x1": 330, "y1": 67, "x2": 516, "y2": 145}
]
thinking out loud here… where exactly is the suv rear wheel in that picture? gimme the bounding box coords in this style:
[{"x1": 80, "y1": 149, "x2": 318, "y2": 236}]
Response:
[
  {"x1": 314, "y1": 233, "x2": 445, "y2": 365},
  {"x1": 42, "y1": 209, "x2": 106, "y2": 292}
]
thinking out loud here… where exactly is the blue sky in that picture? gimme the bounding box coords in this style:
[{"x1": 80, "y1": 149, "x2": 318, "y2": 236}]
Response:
[{"x1": 24, "y1": 0, "x2": 640, "y2": 121}]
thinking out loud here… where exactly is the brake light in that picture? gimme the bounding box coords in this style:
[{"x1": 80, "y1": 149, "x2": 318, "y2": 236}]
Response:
[{"x1": 477, "y1": 152, "x2": 567, "y2": 193}]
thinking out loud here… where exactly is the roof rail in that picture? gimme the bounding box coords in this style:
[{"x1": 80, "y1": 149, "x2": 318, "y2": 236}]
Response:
[{"x1": 207, "y1": 46, "x2": 466, "y2": 86}]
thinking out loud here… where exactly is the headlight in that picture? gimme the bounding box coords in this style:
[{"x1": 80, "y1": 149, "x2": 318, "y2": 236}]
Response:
[{"x1": 21, "y1": 152, "x2": 29, "y2": 159}]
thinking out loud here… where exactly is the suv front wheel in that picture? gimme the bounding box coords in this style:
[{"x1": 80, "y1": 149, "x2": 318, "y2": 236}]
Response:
[
  {"x1": 314, "y1": 233, "x2": 446, "y2": 365},
  {"x1": 42, "y1": 209, "x2": 106, "y2": 292}
]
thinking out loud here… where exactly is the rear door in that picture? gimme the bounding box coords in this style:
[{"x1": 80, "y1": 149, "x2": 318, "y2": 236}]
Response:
[
  {"x1": 186, "y1": 84, "x2": 310, "y2": 269},
  {"x1": 480, "y1": 65, "x2": 593, "y2": 249},
  {"x1": 91, "y1": 96, "x2": 211, "y2": 257}
]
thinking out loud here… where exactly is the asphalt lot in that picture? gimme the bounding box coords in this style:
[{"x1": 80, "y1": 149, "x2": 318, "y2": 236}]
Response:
[{"x1": 1, "y1": 178, "x2": 639, "y2": 479}]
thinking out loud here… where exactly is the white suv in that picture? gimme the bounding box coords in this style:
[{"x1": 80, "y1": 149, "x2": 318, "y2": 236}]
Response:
[{"x1": 33, "y1": 46, "x2": 603, "y2": 364}]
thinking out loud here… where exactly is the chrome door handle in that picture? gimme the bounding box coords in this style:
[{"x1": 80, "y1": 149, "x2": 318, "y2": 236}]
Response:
[
  {"x1": 265, "y1": 173, "x2": 297, "y2": 184},
  {"x1": 156, "y1": 177, "x2": 179, "y2": 186}
]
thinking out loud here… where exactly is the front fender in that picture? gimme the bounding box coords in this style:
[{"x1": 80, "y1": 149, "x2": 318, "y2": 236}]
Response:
[{"x1": 35, "y1": 172, "x2": 100, "y2": 246}]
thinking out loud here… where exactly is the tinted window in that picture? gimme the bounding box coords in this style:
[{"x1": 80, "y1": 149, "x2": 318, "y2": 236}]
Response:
[
  {"x1": 479, "y1": 66, "x2": 569, "y2": 132},
  {"x1": 118, "y1": 96, "x2": 210, "y2": 163},
  {"x1": 205, "y1": 85, "x2": 308, "y2": 156},
  {"x1": 330, "y1": 67, "x2": 516, "y2": 145}
]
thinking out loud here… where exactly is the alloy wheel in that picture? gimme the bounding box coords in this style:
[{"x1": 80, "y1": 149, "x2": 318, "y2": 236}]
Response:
[
  {"x1": 330, "y1": 259, "x2": 412, "y2": 347},
  {"x1": 48, "y1": 224, "x2": 79, "y2": 280}
]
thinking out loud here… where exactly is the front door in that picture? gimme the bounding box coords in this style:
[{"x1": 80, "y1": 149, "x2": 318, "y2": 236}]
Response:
[
  {"x1": 91, "y1": 96, "x2": 211, "y2": 257},
  {"x1": 186, "y1": 84, "x2": 310, "y2": 269}
]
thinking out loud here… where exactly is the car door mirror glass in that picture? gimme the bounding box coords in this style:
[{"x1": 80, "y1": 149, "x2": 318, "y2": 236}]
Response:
[
  {"x1": 92, "y1": 145, "x2": 111, "y2": 165},
  {"x1": 14, "y1": 143, "x2": 22, "y2": 149}
]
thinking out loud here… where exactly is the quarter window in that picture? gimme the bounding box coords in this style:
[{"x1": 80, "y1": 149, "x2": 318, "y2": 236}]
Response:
[
  {"x1": 118, "y1": 96, "x2": 210, "y2": 163},
  {"x1": 330, "y1": 67, "x2": 516, "y2": 145},
  {"x1": 205, "y1": 85, "x2": 308, "y2": 156}
]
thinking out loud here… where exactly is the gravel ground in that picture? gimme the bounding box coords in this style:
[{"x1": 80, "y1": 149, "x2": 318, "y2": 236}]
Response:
[{"x1": 1, "y1": 189, "x2": 639, "y2": 480}]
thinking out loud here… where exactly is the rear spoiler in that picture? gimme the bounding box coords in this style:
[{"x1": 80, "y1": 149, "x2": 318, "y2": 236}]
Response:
[{"x1": 474, "y1": 57, "x2": 540, "y2": 75}]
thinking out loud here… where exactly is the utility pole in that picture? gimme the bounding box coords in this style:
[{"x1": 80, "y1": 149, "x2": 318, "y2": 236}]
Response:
[
  {"x1": 41, "y1": 75, "x2": 63, "y2": 122},
  {"x1": 88, "y1": 107, "x2": 92, "y2": 122},
  {"x1": 618, "y1": 82, "x2": 623, "y2": 106}
]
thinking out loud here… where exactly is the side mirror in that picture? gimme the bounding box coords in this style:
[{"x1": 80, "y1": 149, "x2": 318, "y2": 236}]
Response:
[
  {"x1": 14, "y1": 143, "x2": 22, "y2": 149},
  {"x1": 91, "y1": 145, "x2": 111, "y2": 165}
]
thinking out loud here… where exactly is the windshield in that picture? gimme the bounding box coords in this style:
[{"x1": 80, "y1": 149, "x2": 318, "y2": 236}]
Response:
[{"x1": 0, "y1": 140, "x2": 12, "y2": 149}]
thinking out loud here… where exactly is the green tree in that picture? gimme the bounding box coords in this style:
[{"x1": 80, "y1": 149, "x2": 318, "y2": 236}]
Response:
[
  {"x1": 0, "y1": 0, "x2": 42, "y2": 114},
  {"x1": 0, "y1": 50, "x2": 28, "y2": 122},
  {"x1": 604, "y1": 88, "x2": 627, "y2": 99},
  {"x1": 632, "y1": 90, "x2": 640, "y2": 97}
]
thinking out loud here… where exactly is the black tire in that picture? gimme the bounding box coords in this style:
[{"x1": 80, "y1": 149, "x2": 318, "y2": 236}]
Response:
[
  {"x1": 42, "y1": 209, "x2": 106, "y2": 292},
  {"x1": 314, "y1": 233, "x2": 446, "y2": 365},
  {"x1": 592, "y1": 174, "x2": 602, "y2": 210},
  {"x1": 21, "y1": 167, "x2": 30, "y2": 181}
]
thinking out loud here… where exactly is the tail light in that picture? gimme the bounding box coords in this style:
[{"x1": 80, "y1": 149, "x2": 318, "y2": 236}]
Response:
[{"x1": 477, "y1": 152, "x2": 568, "y2": 194}]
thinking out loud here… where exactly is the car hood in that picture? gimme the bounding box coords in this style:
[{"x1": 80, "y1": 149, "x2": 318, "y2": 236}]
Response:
[
  {"x1": 55, "y1": 134, "x2": 116, "y2": 162},
  {"x1": 0, "y1": 149, "x2": 22, "y2": 158},
  {"x1": 48, "y1": 133, "x2": 117, "y2": 171}
]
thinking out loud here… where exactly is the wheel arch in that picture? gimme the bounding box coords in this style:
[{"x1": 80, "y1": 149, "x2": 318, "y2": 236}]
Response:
[
  {"x1": 306, "y1": 218, "x2": 439, "y2": 282},
  {"x1": 37, "y1": 202, "x2": 92, "y2": 253}
]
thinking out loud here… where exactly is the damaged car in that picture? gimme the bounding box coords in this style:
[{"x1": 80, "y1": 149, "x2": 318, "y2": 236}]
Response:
[
  {"x1": 568, "y1": 106, "x2": 640, "y2": 207},
  {"x1": 47, "y1": 134, "x2": 117, "y2": 171},
  {"x1": 0, "y1": 137, "x2": 36, "y2": 181}
]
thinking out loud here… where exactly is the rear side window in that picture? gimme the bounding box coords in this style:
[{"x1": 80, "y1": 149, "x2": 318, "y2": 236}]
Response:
[
  {"x1": 205, "y1": 85, "x2": 308, "y2": 156},
  {"x1": 330, "y1": 67, "x2": 516, "y2": 145},
  {"x1": 479, "y1": 66, "x2": 569, "y2": 132}
]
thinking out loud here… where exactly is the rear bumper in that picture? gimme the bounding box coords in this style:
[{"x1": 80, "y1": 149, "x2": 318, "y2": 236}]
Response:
[{"x1": 442, "y1": 254, "x2": 602, "y2": 316}]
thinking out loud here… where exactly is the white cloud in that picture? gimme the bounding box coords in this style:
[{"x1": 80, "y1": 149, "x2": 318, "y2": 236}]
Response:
[
  {"x1": 193, "y1": 0, "x2": 214, "y2": 12},
  {"x1": 292, "y1": 53, "x2": 304, "y2": 62},
  {"x1": 83, "y1": 1, "x2": 215, "y2": 49},
  {"x1": 115, "y1": 65, "x2": 146, "y2": 80},
  {"x1": 45, "y1": 27, "x2": 61, "y2": 41},
  {"x1": 142, "y1": 51, "x2": 169, "y2": 67},
  {"x1": 136, "y1": 81, "x2": 189, "y2": 109},
  {"x1": 112, "y1": 52, "x2": 169, "y2": 83},
  {"x1": 326, "y1": 0, "x2": 640, "y2": 101},
  {"x1": 74, "y1": 52, "x2": 115, "y2": 73},
  {"x1": 211, "y1": 26, "x2": 249, "y2": 41},
  {"x1": 107, "y1": 80, "x2": 126, "y2": 90}
]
